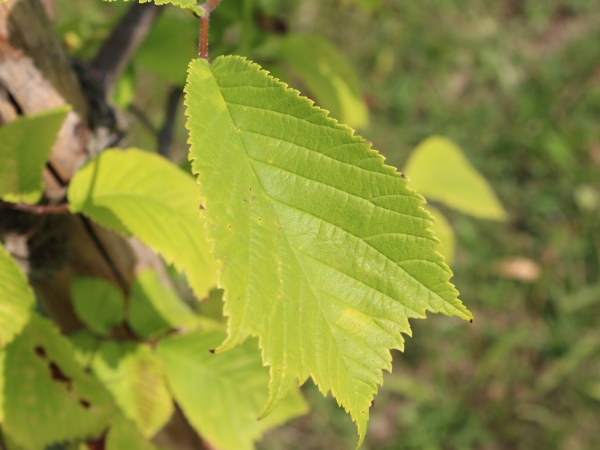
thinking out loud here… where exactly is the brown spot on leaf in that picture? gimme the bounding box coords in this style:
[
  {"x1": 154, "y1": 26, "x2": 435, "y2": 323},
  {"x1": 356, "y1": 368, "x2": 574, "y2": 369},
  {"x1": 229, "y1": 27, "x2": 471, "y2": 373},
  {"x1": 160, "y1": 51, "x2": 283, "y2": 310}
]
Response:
[
  {"x1": 79, "y1": 398, "x2": 91, "y2": 409},
  {"x1": 34, "y1": 346, "x2": 47, "y2": 358},
  {"x1": 49, "y1": 361, "x2": 72, "y2": 391}
]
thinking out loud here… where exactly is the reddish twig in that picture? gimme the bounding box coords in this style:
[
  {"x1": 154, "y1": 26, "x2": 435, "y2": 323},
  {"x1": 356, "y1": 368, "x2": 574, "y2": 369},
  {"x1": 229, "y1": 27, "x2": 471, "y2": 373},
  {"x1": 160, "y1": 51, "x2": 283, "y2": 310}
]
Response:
[
  {"x1": 199, "y1": 0, "x2": 223, "y2": 61},
  {"x1": 0, "y1": 200, "x2": 69, "y2": 215}
]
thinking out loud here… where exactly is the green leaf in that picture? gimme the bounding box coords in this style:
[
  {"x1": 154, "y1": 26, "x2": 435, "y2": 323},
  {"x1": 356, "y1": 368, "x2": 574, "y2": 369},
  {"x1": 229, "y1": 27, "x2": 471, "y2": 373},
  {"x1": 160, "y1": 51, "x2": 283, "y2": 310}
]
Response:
[
  {"x1": 106, "y1": 415, "x2": 158, "y2": 450},
  {"x1": 3, "y1": 315, "x2": 114, "y2": 449},
  {"x1": 0, "y1": 242, "x2": 35, "y2": 349},
  {"x1": 71, "y1": 277, "x2": 125, "y2": 336},
  {"x1": 425, "y1": 206, "x2": 455, "y2": 265},
  {"x1": 157, "y1": 330, "x2": 307, "y2": 450},
  {"x1": 129, "y1": 270, "x2": 200, "y2": 339},
  {"x1": 69, "y1": 330, "x2": 100, "y2": 367},
  {"x1": 68, "y1": 148, "x2": 217, "y2": 299},
  {"x1": 0, "y1": 106, "x2": 70, "y2": 204},
  {"x1": 91, "y1": 341, "x2": 173, "y2": 438},
  {"x1": 278, "y1": 35, "x2": 369, "y2": 129},
  {"x1": 103, "y1": 0, "x2": 204, "y2": 16},
  {"x1": 404, "y1": 136, "x2": 507, "y2": 220},
  {"x1": 184, "y1": 56, "x2": 471, "y2": 445}
]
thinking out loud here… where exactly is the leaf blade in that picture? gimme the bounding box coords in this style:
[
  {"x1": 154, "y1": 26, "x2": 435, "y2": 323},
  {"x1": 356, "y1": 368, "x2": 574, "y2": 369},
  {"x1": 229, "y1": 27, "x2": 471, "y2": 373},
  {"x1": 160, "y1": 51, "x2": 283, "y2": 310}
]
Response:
[
  {"x1": 3, "y1": 315, "x2": 114, "y2": 449},
  {"x1": 0, "y1": 106, "x2": 70, "y2": 204},
  {"x1": 68, "y1": 148, "x2": 217, "y2": 299},
  {"x1": 0, "y1": 242, "x2": 35, "y2": 348},
  {"x1": 71, "y1": 277, "x2": 125, "y2": 336},
  {"x1": 185, "y1": 56, "x2": 471, "y2": 444},
  {"x1": 404, "y1": 136, "x2": 507, "y2": 220},
  {"x1": 157, "y1": 330, "x2": 307, "y2": 450}
]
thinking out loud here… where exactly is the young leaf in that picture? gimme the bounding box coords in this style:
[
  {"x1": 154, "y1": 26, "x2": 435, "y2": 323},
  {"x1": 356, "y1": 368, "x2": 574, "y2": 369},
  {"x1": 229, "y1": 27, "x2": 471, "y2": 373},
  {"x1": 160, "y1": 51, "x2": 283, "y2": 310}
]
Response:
[
  {"x1": 129, "y1": 270, "x2": 200, "y2": 339},
  {"x1": 68, "y1": 148, "x2": 217, "y2": 299},
  {"x1": 0, "y1": 106, "x2": 70, "y2": 204},
  {"x1": 106, "y1": 415, "x2": 158, "y2": 450},
  {"x1": 157, "y1": 330, "x2": 307, "y2": 450},
  {"x1": 185, "y1": 55, "x2": 472, "y2": 445},
  {"x1": 404, "y1": 136, "x2": 507, "y2": 220},
  {"x1": 91, "y1": 341, "x2": 174, "y2": 438},
  {"x1": 278, "y1": 35, "x2": 369, "y2": 129},
  {"x1": 71, "y1": 277, "x2": 125, "y2": 336},
  {"x1": 2, "y1": 315, "x2": 114, "y2": 449},
  {"x1": 0, "y1": 242, "x2": 35, "y2": 349},
  {"x1": 103, "y1": 0, "x2": 204, "y2": 16}
]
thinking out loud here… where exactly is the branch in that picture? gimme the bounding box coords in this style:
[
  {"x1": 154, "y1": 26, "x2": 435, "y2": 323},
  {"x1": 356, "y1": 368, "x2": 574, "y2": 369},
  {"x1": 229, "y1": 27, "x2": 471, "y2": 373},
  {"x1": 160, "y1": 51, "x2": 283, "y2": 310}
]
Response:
[
  {"x1": 90, "y1": 2, "x2": 163, "y2": 95},
  {"x1": 158, "y1": 86, "x2": 183, "y2": 157},
  {"x1": 199, "y1": 0, "x2": 223, "y2": 60},
  {"x1": 0, "y1": 200, "x2": 69, "y2": 215}
]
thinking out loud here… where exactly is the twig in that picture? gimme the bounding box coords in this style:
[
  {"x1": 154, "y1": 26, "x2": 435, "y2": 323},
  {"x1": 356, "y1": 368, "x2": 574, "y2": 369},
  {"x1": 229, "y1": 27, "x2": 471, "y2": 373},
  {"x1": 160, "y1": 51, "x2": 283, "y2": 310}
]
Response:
[
  {"x1": 158, "y1": 86, "x2": 183, "y2": 157},
  {"x1": 0, "y1": 200, "x2": 69, "y2": 215},
  {"x1": 199, "y1": 0, "x2": 223, "y2": 60},
  {"x1": 90, "y1": 2, "x2": 163, "y2": 95},
  {"x1": 127, "y1": 104, "x2": 159, "y2": 135}
]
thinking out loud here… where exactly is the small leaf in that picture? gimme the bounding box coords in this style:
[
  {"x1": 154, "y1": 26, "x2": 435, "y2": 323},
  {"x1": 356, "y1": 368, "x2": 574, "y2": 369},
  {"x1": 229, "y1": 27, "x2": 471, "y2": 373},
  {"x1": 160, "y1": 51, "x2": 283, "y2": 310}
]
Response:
[
  {"x1": 68, "y1": 148, "x2": 217, "y2": 299},
  {"x1": 103, "y1": 0, "x2": 204, "y2": 16},
  {"x1": 278, "y1": 35, "x2": 369, "y2": 129},
  {"x1": 92, "y1": 341, "x2": 173, "y2": 438},
  {"x1": 71, "y1": 277, "x2": 125, "y2": 336},
  {"x1": 106, "y1": 415, "x2": 158, "y2": 450},
  {"x1": 3, "y1": 315, "x2": 114, "y2": 449},
  {"x1": 425, "y1": 206, "x2": 455, "y2": 265},
  {"x1": 129, "y1": 270, "x2": 200, "y2": 339},
  {"x1": 0, "y1": 242, "x2": 35, "y2": 348},
  {"x1": 185, "y1": 56, "x2": 471, "y2": 445},
  {"x1": 404, "y1": 136, "x2": 507, "y2": 220},
  {"x1": 157, "y1": 330, "x2": 307, "y2": 450},
  {"x1": 0, "y1": 106, "x2": 70, "y2": 204}
]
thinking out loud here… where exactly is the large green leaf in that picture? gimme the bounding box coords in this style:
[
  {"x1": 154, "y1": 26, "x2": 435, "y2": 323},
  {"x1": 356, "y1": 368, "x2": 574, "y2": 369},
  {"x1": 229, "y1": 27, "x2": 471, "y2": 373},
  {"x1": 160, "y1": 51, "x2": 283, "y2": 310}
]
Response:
[
  {"x1": 0, "y1": 242, "x2": 35, "y2": 349},
  {"x1": 157, "y1": 330, "x2": 307, "y2": 450},
  {"x1": 91, "y1": 341, "x2": 173, "y2": 438},
  {"x1": 278, "y1": 35, "x2": 369, "y2": 129},
  {"x1": 2, "y1": 315, "x2": 114, "y2": 449},
  {"x1": 129, "y1": 270, "x2": 200, "y2": 339},
  {"x1": 68, "y1": 148, "x2": 216, "y2": 299},
  {"x1": 184, "y1": 55, "x2": 471, "y2": 444},
  {"x1": 0, "y1": 106, "x2": 70, "y2": 204},
  {"x1": 404, "y1": 136, "x2": 507, "y2": 220},
  {"x1": 71, "y1": 277, "x2": 125, "y2": 336},
  {"x1": 103, "y1": 0, "x2": 204, "y2": 15}
]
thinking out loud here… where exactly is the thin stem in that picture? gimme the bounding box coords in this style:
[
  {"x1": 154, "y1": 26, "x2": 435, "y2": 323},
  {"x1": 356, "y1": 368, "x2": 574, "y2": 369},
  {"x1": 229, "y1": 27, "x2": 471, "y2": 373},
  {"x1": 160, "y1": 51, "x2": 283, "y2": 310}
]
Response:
[
  {"x1": 199, "y1": 0, "x2": 222, "y2": 61},
  {"x1": 0, "y1": 201, "x2": 69, "y2": 215}
]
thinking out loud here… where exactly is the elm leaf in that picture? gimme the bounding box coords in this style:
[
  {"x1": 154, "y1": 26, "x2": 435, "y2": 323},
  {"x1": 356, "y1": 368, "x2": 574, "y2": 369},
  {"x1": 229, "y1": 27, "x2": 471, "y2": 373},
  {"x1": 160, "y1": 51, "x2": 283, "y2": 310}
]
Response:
[
  {"x1": 68, "y1": 149, "x2": 217, "y2": 299},
  {"x1": 185, "y1": 55, "x2": 472, "y2": 445}
]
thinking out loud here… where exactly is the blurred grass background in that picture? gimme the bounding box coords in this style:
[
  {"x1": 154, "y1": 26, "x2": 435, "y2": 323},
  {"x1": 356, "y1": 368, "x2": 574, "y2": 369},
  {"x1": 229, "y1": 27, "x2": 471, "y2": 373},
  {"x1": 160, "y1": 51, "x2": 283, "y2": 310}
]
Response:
[{"x1": 56, "y1": 0, "x2": 600, "y2": 448}]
